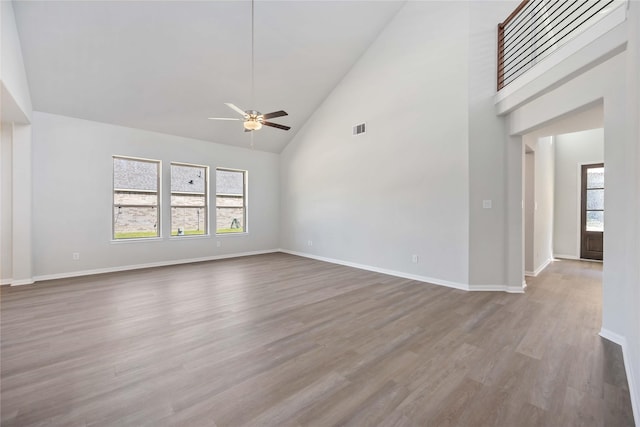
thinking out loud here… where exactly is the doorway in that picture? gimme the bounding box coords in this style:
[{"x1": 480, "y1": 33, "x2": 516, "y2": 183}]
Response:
[{"x1": 580, "y1": 163, "x2": 604, "y2": 260}]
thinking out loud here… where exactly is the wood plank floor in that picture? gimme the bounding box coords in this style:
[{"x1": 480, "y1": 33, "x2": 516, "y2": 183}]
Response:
[{"x1": 0, "y1": 253, "x2": 634, "y2": 426}]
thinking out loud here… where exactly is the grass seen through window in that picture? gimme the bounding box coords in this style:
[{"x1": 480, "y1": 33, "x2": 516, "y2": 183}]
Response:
[
  {"x1": 114, "y1": 231, "x2": 159, "y2": 239},
  {"x1": 216, "y1": 227, "x2": 244, "y2": 234},
  {"x1": 171, "y1": 229, "x2": 206, "y2": 236}
]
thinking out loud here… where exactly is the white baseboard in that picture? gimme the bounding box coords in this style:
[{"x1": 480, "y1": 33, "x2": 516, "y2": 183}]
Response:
[
  {"x1": 600, "y1": 328, "x2": 639, "y2": 426},
  {"x1": 525, "y1": 257, "x2": 553, "y2": 277},
  {"x1": 279, "y1": 249, "x2": 470, "y2": 291},
  {"x1": 554, "y1": 253, "x2": 579, "y2": 260},
  {"x1": 32, "y1": 249, "x2": 279, "y2": 284},
  {"x1": 10, "y1": 278, "x2": 35, "y2": 286},
  {"x1": 1, "y1": 278, "x2": 13, "y2": 286},
  {"x1": 599, "y1": 328, "x2": 626, "y2": 345},
  {"x1": 468, "y1": 284, "x2": 526, "y2": 294},
  {"x1": 280, "y1": 249, "x2": 527, "y2": 294},
  {"x1": 554, "y1": 254, "x2": 603, "y2": 264}
]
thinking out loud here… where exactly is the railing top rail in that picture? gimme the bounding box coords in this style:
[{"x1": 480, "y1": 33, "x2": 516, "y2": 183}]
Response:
[{"x1": 499, "y1": 0, "x2": 531, "y2": 28}]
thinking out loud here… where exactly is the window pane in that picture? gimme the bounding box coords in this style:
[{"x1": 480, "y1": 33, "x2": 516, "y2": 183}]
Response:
[
  {"x1": 114, "y1": 191, "x2": 158, "y2": 206},
  {"x1": 216, "y1": 170, "x2": 244, "y2": 195},
  {"x1": 586, "y1": 189, "x2": 604, "y2": 210},
  {"x1": 586, "y1": 210, "x2": 604, "y2": 232},
  {"x1": 113, "y1": 157, "x2": 160, "y2": 240},
  {"x1": 113, "y1": 206, "x2": 158, "y2": 238},
  {"x1": 171, "y1": 164, "x2": 206, "y2": 194},
  {"x1": 216, "y1": 195, "x2": 244, "y2": 207},
  {"x1": 216, "y1": 169, "x2": 246, "y2": 234},
  {"x1": 171, "y1": 194, "x2": 205, "y2": 207},
  {"x1": 113, "y1": 158, "x2": 158, "y2": 191},
  {"x1": 171, "y1": 207, "x2": 206, "y2": 236},
  {"x1": 216, "y1": 207, "x2": 244, "y2": 233},
  {"x1": 171, "y1": 163, "x2": 208, "y2": 235},
  {"x1": 586, "y1": 167, "x2": 604, "y2": 189}
]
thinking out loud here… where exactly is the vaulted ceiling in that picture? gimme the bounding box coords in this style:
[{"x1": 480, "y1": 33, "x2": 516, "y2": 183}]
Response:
[{"x1": 13, "y1": 1, "x2": 405, "y2": 153}]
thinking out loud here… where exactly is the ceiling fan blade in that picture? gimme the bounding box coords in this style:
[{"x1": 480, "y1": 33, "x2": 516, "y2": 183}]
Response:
[
  {"x1": 208, "y1": 117, "x2": 241, "y2": 121},
  {"x1": 262, "y1": 110, "x2": 288, "y2": 120},
  {"x1": 225, "y1": 103, "x2": 247, "y2": 117},
  {"x1": 263, "y1": 121, "x2": 291, "y2": 131}
]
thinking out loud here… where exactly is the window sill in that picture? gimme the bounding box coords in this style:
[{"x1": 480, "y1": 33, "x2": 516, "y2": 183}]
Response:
[
  {"x1": 110, "y1": 237, "x2": 163, "y2": 244},
  {"x1": 169, "y1": 234, "x2": 211, "y2": 240},
  {"x1": 215, "y1": 232, "x2": 249, "y2": 237}
]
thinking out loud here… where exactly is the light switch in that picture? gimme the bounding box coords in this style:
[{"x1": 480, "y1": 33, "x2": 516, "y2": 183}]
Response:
[{"x1": 483, "y1": 200, "x2": 492, "y2": 209}]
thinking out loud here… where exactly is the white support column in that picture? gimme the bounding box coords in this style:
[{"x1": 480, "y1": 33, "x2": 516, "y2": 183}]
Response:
[{"x1": 11, "y1": 122, "x2": 33, "y2": 285}]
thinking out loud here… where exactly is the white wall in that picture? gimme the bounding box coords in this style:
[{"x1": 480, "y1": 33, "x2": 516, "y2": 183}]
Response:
[
  {"x1": 624, "y1": 1, "x2": 640, "y2": 421},
  {"x1": 0, "y1": 0, "x2": 32, "y2": 122},
  {"x1": 11, "y1": 123, "x2": 32, "y2": 284},
  {"x1": 280, "y1": 1, "x2": 518, "y2": 290},
  {"x1": 523, "y1": 135, "x2": 554, "y2": 277},
  {"x1": 533, "y1": 136, "x2": 554, "y2": 272},
  {"x1": 553, "y1": 129, "x2": 604, "y2": 259},
  {"x1": 31, "y1": 112, "x2": 280, "y2": 279},
  {"x1": 524, "y1": 150, "x2": 535, "y2": 273},
  {"x1": 467, "y1": 0, "x2": 520, "y2": 287},
  {"x1": 0, "y1": 122, "x2": 13, "y2": 283},
  {"x1": 280, "y1": 1, "x2": 471, "y2": 287}
]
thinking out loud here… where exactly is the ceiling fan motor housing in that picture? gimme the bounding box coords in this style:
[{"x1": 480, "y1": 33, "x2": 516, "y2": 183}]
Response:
[
  {"x1": 245, "y1": 110, "x2": 263, "y2": 122},
  {"x1": 243, "y1": 112, "x2": 263, "y2": 130}
]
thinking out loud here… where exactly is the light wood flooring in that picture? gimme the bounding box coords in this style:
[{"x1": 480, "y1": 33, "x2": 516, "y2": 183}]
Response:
[{"x1": 0, "y1": 253, "x2": 634, "y2": 426}]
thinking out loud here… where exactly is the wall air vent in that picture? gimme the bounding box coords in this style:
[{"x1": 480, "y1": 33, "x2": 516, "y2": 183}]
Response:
[{"x1": 352, "y1": 123, "x2": 366, "y2": 136}]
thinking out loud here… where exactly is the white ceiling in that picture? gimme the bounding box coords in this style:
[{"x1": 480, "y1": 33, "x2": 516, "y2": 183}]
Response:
[{"x1": 13, "y1": 1, "x2": 405, "y2": 153}]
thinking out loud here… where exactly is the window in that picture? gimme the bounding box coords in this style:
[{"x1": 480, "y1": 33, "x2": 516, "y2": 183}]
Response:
[
  {"x1": 113, "y1": 156, "x2": 160, "y2": 239},
  {"x1": 171, "y1": 163, "x2": 208, "y2": 236},
  {"x1": 581, "y1": 163, "x2": 604, "y2": 260},
  {"x1": 584, "y1": 165, "x2": 604, "y2": 232},
  {"x1": 216, "y1": 168, "x2": 246, "y2": 234}
]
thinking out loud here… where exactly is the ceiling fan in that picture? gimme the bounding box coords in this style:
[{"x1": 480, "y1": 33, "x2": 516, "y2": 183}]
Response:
[
  {"x1": 208, "y1": 103, "x2": 290, "y2": 132},
  {"x1": 207, "y1": 0, "x2": 290, "y2": 135}
]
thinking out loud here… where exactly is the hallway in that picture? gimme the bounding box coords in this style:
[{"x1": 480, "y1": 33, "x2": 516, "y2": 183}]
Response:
[{"x1": 523, "y1": 258, "x2": 633, "y2": 425}]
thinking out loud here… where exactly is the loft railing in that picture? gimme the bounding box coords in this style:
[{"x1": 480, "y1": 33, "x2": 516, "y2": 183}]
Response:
[{"x1": 497, "y1": 0, "x2": 619, "y2": 90}]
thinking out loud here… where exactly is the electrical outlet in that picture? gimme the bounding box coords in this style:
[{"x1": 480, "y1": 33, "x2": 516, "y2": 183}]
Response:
[
  {"x1": 307, "y1": 240, "x2": 313, "y2": 247},
  {"x1": 412, "y1": 254, "x2": 419, "y2": 264},
  {"x1": 72, "y1": 252, "x2": 80, "y2": 261},
  {"x1": 216, "y1": 241, "x2": 221, "y2": 248}
]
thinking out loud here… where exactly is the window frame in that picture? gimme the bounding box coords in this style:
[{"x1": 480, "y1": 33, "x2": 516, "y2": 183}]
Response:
[
  {"x1": 215, "y1": 168, "x2": 248, "y2": 235},
  {"x1": 112, "y1": 155, "x2": 162, "y2": 241},
  {"x1": 170, "y1": 162, "x2": 210, "y2": 237}
]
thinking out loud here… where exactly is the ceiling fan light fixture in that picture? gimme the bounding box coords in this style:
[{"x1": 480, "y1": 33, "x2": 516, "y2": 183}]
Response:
[
  {"x1": 207, "y1": 1, "x2": 290, "y2": 137},
  {"x1": 244, "y1": 120, "x2": 262, "y2": 131}
]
